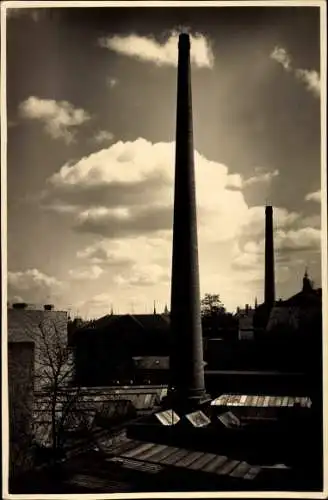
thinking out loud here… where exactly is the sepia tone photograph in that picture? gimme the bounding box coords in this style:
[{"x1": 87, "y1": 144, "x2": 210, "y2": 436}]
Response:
[{"x1": 1, "y1": 0, "x2": 327, "y2": 497}]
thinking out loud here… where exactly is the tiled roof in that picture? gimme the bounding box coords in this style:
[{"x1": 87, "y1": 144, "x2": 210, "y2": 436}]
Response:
[
  {"x1": 129, "y1": 314, "x2": 170, "y2": 333},
  {"x1": 8, "y1": 309, "x2": 67, "y2": 343},
  {"x1": 283, "y1": 289, "x2": 322, "y2": 307},
  {"x1": 266, "y1": 301, "x2": 321, "y2": 333},
  {"x1": 266, "y1": 306, "x2": 300, "y2": 332},
  {"x1": 88, "y1": 314, "x2": 121, "y2": 329},
  {"x1": 87, "y1": 314, "x2": 170, "y2": 334}
]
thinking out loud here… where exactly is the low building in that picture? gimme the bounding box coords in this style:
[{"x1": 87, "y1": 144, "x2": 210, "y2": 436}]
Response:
[
  {"x1": 236, "y1": 305, "x2": 255, "y2": 341},
  {"x1": 72, "y1": 314, "x2": 171, "y2": 386},
  {"x1": 8, "y1": 303, "x2": 70, "y2": 390},
  {"x1": 8, "y1": 340, "x2": 35, "y2": 478},
  {"x1": 132, "y1": 356, "x2": 170, "y2": 384}
]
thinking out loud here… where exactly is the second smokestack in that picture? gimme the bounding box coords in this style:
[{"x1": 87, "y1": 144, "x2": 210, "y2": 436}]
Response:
[{"x1": 264, "y1": 205, "x2": 275, "y2": 308}]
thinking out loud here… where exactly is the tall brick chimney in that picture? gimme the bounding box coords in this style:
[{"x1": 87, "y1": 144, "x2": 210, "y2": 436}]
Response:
[
  {"x1": 168, "y1": 33, "x2": 207, "y2": 410},
  {"x1": 264, "y1": 205, "x2": 275, "y2": 308}
]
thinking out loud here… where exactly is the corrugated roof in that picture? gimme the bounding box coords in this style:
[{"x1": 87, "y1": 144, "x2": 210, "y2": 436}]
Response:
[{"x1": 211, "y1": 394, "x2": 312, "y2": 408}]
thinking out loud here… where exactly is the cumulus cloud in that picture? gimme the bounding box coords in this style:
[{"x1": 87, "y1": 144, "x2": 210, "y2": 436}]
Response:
[
  {"x1": 93, "y1": 130, "x2": 114, "y2": 144},
  {"x1": 294, "y1": 69, "x2": 321, "y2": 98},
  {"x1": 75, "y1": 293, "x2": 113, "y2": 316},
  {"x1": 243, "y1": 168, "x2": 279, "y2": 187},
  {"x1": 8, "y1": 268, "x2": 64, "y2": 304},
  {"x1": 98, "y1": 31, "x2": 214, "y2": 68},
  {"x1": 76, "y1": 291, "x2": 151, "y2": 316},
  {"x1": 305, "y1": 190, "x2": 321, "y2": 203},
  {"x1": 75, "y1": 205, "x2": 172, "y2": 238},
  {"x1": 114, "y1": 264, "x2": 169, "y2": 287},
  {"x1": 77, "y1": 236, "x2": 171, "y2": 289},
  {"x1": 270, "y1": 46, "x2": 292, "y2": 71},
  {"x1": 42, "y1": 138, "x2": 250, "y2": 241},
  {"x1": 68, "y1": 265, "x2": 104, "y2": 281},
  {"x1": 232, "y1": 225, "x2": 321, "y2": 273},
  {"x1": 270, "y1": 46, "x2": 320, "y2": 98},
  {"x1": 237, "y1": 206, "x2": 301, "y2": 240},
  {"x1": 19, "y1": 96, "x2": 91, "y2": 143},
  {"x1": 275, "y1": 227, "x2": 321, "y2": 253},
  {"x1": 39, "y1": 137, "x2": 321, "y2": 313}
]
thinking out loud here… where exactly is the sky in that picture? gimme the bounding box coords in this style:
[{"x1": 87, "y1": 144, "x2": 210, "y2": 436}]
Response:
[{"x1": 5, "y1": 3, "x2": 323, "y2": 317}]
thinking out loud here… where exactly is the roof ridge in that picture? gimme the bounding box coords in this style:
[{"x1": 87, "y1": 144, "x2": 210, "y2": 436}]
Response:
[{"x1": 128, "y1": 314, "x2": 146, "y2": 331}]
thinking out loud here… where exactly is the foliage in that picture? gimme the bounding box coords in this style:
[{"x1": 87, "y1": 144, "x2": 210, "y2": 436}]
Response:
[
  {"x1": 201, "y1": 293, "x2": 237, "y2": 338},
  {"x1": 201, "y1": 293, "x2": 226, "y2": 317}
]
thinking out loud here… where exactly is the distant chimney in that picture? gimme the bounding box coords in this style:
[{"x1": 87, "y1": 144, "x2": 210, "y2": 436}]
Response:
[
  {"x1": 12, "y1": 302, "x2": 28, "y2": 310},
  {"x1": 264, "y1": 205, "x2": 275, "y2": 308},
  {"x1": 44, "y1": 304, "x2": 54, "y2": 311},
  {"x1": 245, "y1": 304, "x2": 249, "y2": 314}
]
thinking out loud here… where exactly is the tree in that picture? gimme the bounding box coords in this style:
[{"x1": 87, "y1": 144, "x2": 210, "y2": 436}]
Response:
[
  {"x1": 201, "y1": 294, "x2": 237, "y2": 338},
  {"x1": 201, "y1": 293, "x2": 226, "y2": 317},
  {"x1": 34, "y1": 318, "x2": 94, "y2": 467}
]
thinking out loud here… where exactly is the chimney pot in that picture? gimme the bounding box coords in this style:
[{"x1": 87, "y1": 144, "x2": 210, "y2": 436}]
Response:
[
  {"x1": 12, "y1": 302, "x2": 28, "y2": 310},
  {"x1": 44, "y1": 304, "x2": 54, "y2": 311}
]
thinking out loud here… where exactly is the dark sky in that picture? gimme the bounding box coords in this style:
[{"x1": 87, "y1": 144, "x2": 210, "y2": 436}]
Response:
[{"x1": 6, "y1": 4, "x2": 323, "y2": 316}]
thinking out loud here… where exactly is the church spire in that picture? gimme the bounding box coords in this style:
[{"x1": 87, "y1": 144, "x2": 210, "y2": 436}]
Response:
[
  {"x1": 303, "y1": 267, "x2": 313, "y2": 292},
  {"x1": 153, "y1": 300, "x2": 157, "y2": 315}
]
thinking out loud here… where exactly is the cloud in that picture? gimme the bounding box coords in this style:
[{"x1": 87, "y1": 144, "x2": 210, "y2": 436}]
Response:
[
  {"x1": 75, "y1": 205, "x2": 172, "y2": 238},
  {"x1": 243, "y1": 168, "x2": 279, "y2": 187},
  {"x1": 98, "y1": 31, "x2": 214, "y2": 68},
  {"x1": 42, "y1": 138, "x2": 249, "y2": 241},
  {"x1": 76, "y1": 291, "x2": 150, "y2": 316},
  {"x1": 19, "y1": 96, "x2": 91, "y2": 143},
  {"x1": 93, "y1": 130, "x2": 114, "y2": 144},
  {"x1": 270, "y1": 46, "x2": 320, "y2": 98},
  {"x1": 295, "y1": 69, "x2": 321, "y2": 98},
  {"x1": 237, "y1": 206, "x2": 301, "y2": 239},
  {"x1": 75, "y1": 293, "x2": 113, "y2": 316},
  {"x1": 305, "y1": 190, "x2": 321, "y2": 203},
  {"x1": 77, "y1": 236, "x2": 171, "y2": 289},
  {"x1": 232, "y1": 225, "x2": 321, "y2": 273},
  {"x1": 106, "y1": 77, "x2": 118, "y2": 88},
  {"x1": 68, "y1": 265, "x2": 104, "y2": 281},
  {"x1": 40, "y1": 138, "x2": 321, "y2": 313},
  {"x1": 8, "y1": 268, "x2": 64, "y2": 304},
  {"x1": 270, "y1": 47, "x2": 292, "y2": 71},
  {"x1": 114, "y1": 264, "x2": 169, "y2": 287},
  {"x1": 275, "y1": 227, "x2": 321, "y2": 253}
]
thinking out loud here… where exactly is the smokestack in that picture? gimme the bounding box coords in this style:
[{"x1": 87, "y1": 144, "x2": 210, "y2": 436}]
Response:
[
  {"x1": 168, "y1": 33, "x2": 207, "y2": 410},
  {"x1": 264, "y1": 205, "x2": 275, "y2": 308}
]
